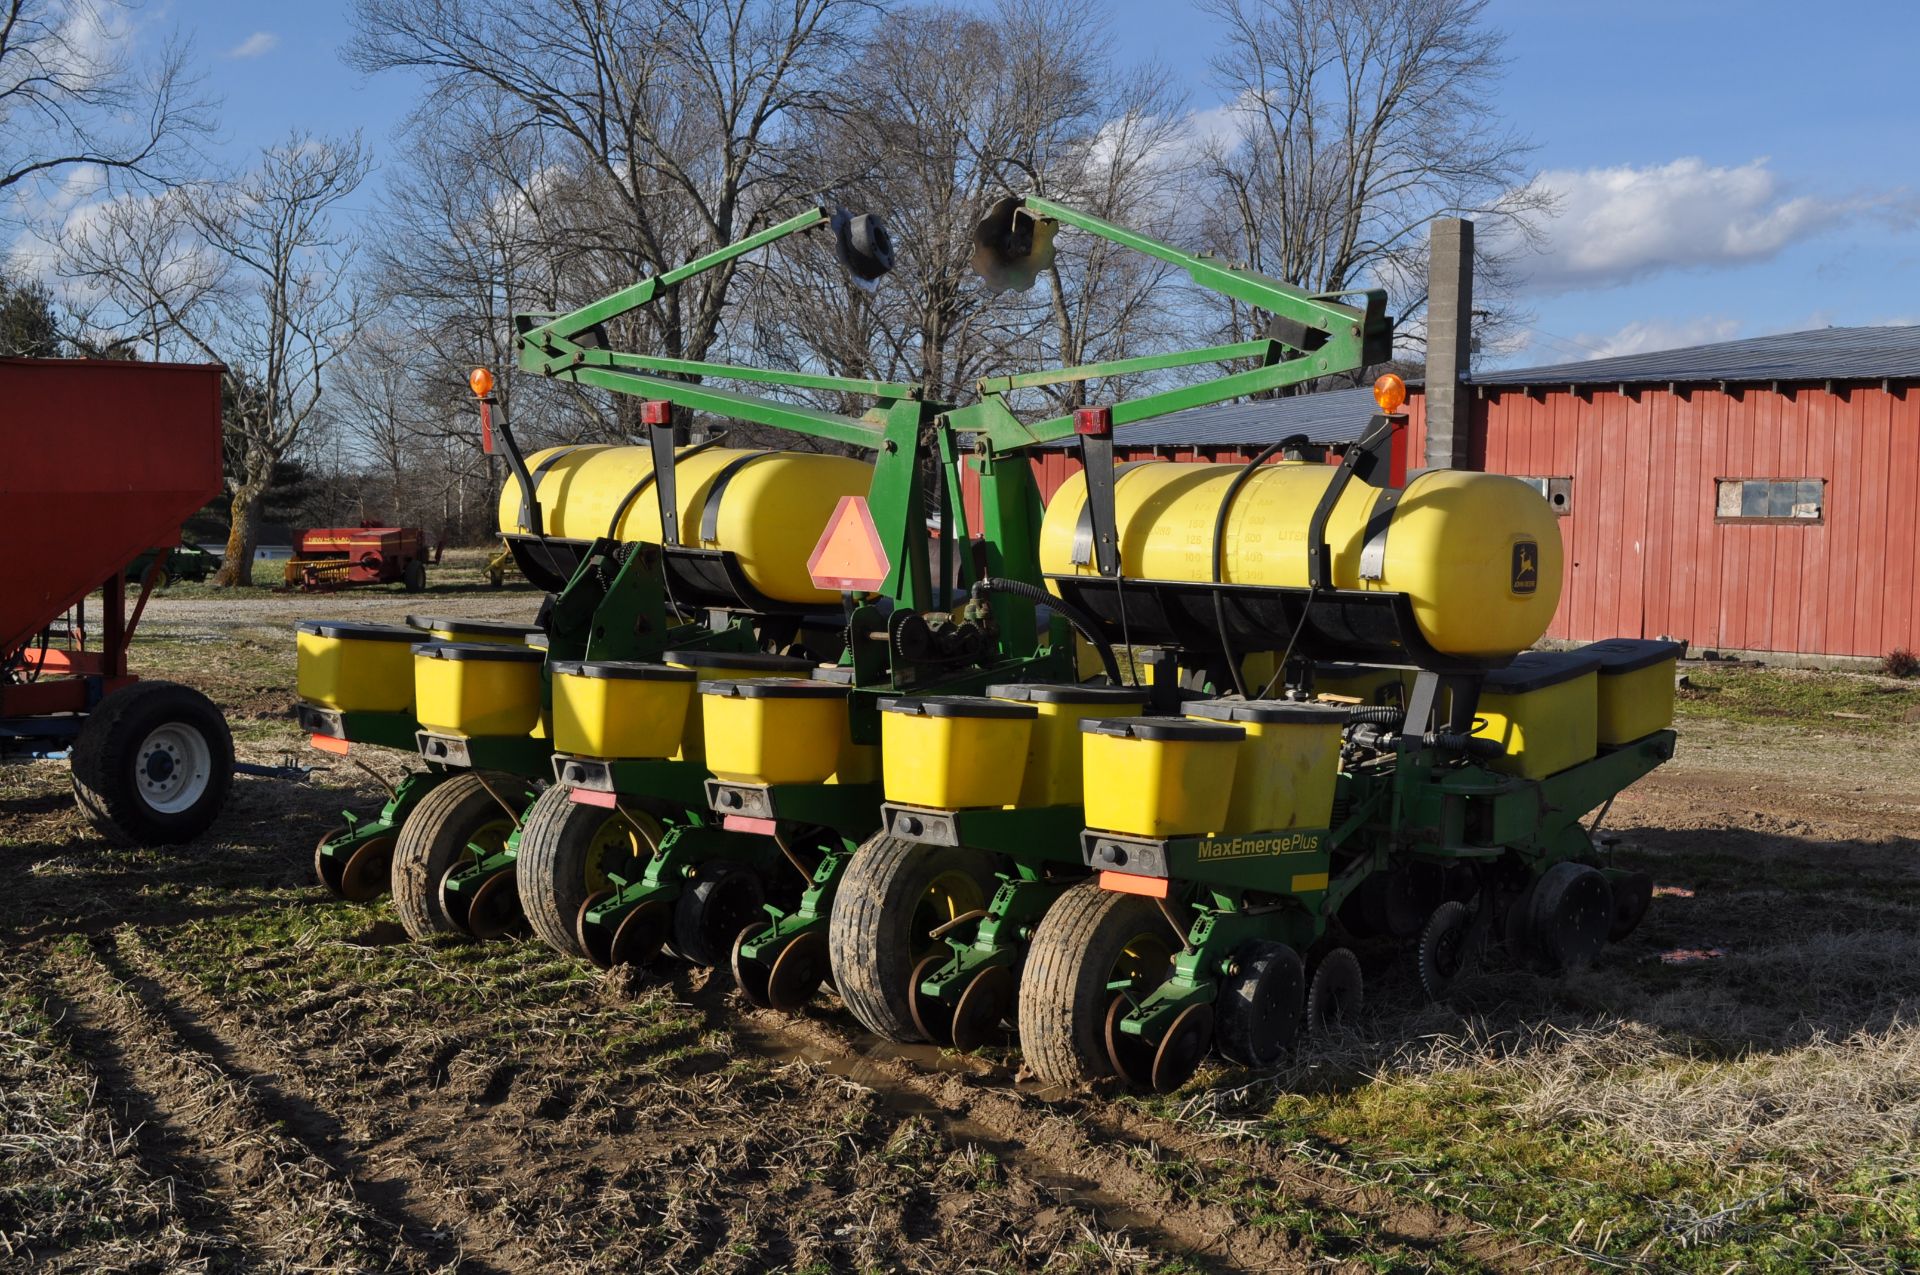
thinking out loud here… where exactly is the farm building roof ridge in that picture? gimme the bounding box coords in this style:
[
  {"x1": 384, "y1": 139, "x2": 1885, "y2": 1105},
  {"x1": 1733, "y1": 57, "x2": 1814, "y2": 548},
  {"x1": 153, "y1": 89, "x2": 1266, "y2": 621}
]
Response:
[
  {"x1": 1468, "y1": 324, "x2": 1920, "y2": 389},
  {"x1": 1043, "y1": 324, "x2": 1920, "y2": 447}
]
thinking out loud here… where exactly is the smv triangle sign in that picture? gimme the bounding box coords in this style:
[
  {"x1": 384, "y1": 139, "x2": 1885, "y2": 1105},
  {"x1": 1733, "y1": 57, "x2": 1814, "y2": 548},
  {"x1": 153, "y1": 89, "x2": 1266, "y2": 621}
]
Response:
[{"x1": 807, "y1": 496, "x2": 891, "y2": 592}]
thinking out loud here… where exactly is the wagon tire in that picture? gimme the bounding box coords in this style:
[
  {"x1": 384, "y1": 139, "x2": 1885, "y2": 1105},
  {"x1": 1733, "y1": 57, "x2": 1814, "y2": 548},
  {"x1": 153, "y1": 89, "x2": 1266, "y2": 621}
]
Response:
[
  {"x1": 71, "y1": 681, "x2": 233, "y2": 846},
  {"x1": 402, "y1": 560, "x2": 427, "y2": 593}
]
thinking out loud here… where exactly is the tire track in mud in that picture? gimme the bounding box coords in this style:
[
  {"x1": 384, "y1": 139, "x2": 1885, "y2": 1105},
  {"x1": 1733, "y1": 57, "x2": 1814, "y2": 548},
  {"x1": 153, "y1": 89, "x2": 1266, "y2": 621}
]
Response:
[
  {"x1": 41, "y1": 932, "x2": 556, "y2": 1275},
  {"x1": 733, "y1": 1002, "x2": 1577, "y2": 1275}
]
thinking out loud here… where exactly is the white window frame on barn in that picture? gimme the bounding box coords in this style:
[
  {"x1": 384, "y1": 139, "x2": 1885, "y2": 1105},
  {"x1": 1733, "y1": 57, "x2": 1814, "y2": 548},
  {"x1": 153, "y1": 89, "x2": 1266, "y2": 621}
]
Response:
[
  {"x1": 1714, "y1": 478, "x2": 1825, "y2": 525},
  {"x1": 1515, "y1": 476, "x2": 1573, "y2": 517}
]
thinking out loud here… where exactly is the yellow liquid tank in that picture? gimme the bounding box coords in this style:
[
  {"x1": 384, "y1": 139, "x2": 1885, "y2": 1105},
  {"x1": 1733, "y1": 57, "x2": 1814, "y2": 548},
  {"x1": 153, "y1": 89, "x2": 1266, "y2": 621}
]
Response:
[
  {"x1": 1039, "y1": 462, "x2": 1563, "y2": 660},
  {"x1": 498, "y1": 445, "x2": 873, "y2": 607}
]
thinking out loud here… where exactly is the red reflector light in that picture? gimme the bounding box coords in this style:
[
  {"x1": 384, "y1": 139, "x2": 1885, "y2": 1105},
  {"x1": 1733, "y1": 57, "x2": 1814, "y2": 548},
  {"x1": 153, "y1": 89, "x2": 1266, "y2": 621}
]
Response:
[{"x1": 309, "y1": 734, "x2": 349, "y2": 755}]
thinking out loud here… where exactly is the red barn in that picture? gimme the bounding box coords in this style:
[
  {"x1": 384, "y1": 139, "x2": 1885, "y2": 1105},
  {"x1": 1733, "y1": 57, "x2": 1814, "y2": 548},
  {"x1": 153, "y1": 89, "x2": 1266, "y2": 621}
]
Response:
[{"x1": 963, "y1": 326, "x2": 1920, "y2": 666}]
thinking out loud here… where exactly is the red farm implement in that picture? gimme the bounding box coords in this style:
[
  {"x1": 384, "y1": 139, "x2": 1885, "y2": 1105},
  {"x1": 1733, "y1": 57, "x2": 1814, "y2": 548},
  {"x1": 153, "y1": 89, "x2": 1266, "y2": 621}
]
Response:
[
  {"x1": 285, "y1": 523, "x2": 430, "y2": 592},
  {"x1": 1, "y1": 357, "x2": 242, "y2": 844}
]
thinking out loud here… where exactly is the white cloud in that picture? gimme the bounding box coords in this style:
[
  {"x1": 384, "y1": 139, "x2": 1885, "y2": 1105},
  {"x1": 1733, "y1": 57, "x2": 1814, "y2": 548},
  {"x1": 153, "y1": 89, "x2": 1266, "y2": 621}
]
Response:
[
  {"x1": 1570, "y1": 316, "x2": 1745, "y2": 361},
  {"x1": 1514, "y1": 158, "x2": 1913, "y2": 293},
  {"x1": 226, "y1": 31, "x2": 279, "y2": 59}
]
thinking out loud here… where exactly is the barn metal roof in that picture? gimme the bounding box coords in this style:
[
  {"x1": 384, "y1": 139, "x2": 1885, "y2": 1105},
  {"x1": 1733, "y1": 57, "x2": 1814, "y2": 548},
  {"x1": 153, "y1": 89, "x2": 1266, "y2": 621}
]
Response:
[
  {"x1": 1039, "y1": 325, "x2": 1920, "y2": 448},
  {"x1": 1467, "y1": 324, "x2": 1920, "y2": 388}
]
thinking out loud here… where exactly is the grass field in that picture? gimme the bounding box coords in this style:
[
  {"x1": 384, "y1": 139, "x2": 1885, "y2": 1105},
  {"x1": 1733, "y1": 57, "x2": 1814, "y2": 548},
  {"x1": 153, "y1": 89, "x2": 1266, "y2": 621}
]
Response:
[{"x1": 3, "y1": 584, "x2": 1917, "y2": 1272}]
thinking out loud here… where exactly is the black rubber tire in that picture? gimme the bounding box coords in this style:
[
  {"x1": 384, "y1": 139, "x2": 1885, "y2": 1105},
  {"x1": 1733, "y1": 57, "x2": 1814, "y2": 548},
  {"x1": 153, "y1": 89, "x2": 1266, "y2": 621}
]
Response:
[
  {"x1": 673, "y1": 861, "x2": 766, "y2": 968},
  {"x1": 1607, "y1": 869, "x2": 1655, "y2": 941},
  {"x1": 827, "y1": 834, "x2": 999, "y2": 1042},
  {"x1": 1417, "y1": 900, "x2": 1472, "y2": 1001},
  {"x1": 1017, "y1": 881, "x2": 1175, "y2": 1086},
  {"x1": 1526, "y1": 861, "x2": 1613, "y2": 973},
  {"x1": 402, "y1": 560, "x2": 426, "y2": 593},
  {"x1": 1304, "y1": 947, "x2": 1363, "y2": 1035},
  {"x1": 71, "y1": 681, "x2": 234, "y2": 846},
  {"x1": 515, "y1": 786, "x2": 648, "y2": 958},
  {"x1": 1216, "y1": 940, "x2": 1305, "y2": 1068},
  {"x1": 391, "y1": 771, "x2": 526, "y2": 941}
]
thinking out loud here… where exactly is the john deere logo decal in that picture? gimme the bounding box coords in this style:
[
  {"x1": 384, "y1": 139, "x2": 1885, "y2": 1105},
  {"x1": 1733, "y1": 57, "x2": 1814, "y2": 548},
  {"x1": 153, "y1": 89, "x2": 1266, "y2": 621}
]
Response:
[{"x1": 1511, "y1": 540, "x2": 1539, "y2": 595}]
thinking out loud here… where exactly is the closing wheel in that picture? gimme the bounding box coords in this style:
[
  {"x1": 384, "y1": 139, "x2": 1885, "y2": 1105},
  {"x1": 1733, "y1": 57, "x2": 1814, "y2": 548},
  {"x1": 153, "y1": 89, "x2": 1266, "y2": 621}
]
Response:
[
  {"x1": 390, "y1": 771, "x2": 525, "y2": 941},
  {"x1": 337, "y1": 834, "x2": 396, "y2": 904},
  {"x1": 1417, "y1": 901, "x2": 1472, "y2": 1001},
  {"x1": 907, "y1": 953, "x2": 955, "y2": 1045},
  {"x1": 732, "y1": 924, "x2": 774, "y2": 1009},
  {"x1": 1019, "y1": 881, "x2": 1176, "y2": 1087},
  {"x1": 315, "y1": 831, "x2": 349, "y2": 897},
  {"x1": 1216, "y1": 940, "x2": 1304, "y2": 1068},
  {"x1": 1526, "y1": 862, "x2": 1613, "y2": 973},
  {"x1": 1305, "y1": 947, "x2": 1363, "y2": 1035},
  {"x1": 767, "y1": 929, "x2": 829, "y2": 1012},
  {"x1": 609, "y1": 899, "x2": 670, "y2": 968},
  {"x1": 950, "y1": 964, "x2": 1015, "y2": 1052},
  {"x1": 1103, "y1": 997, "x2": 1154, "y2": 1089},
  {"x1": 577, "y1": 890, "x2": 617, "y2": 969},
  {"x1": 517, "y1": 787, "x2": 656, "y2": 959},
  {"x1": 673, "y1": 862, "x2": 767, "y2": 968},
  {"x1": 827, "y1": 834, "x2": 999, "y2": 1042},
  {"x1": 1608, "y1": 869, "x2": 1654, "y2": 941},
  {"x1": 464, "y1": 871, "x2": 522, "y2": 940},
  {"x1": 71, "y1": 681, "x2": 234, "y2": 846},
  {"x1": 1151, "y1": 1003, "x2": 1214, "y2": 1094},
  {"x1": 438, "y1": 862, "x2": 476, "y2": 935}
]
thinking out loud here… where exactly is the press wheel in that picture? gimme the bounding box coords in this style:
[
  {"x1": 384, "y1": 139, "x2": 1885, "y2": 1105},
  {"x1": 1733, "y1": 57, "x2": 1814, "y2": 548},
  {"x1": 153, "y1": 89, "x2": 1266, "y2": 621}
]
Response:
[
  {"x1": 577, "y1": 889, "x2": 617, "y2": 969},
  {"x1": 337, "y1": 834, "x2": 396, "y2": 904},
  {"x1": 1526, "y1": 862, "x2": 1612, "y2": 973},
  {"x1": 1020, "y1": 881, "x2": 1176, "y2": 1087},
  {"x1": 827, "y1": 834, "x2": 998, "y2": 1042},
  {"x1": 1608, "y1": 869, "x2": 1654, "y2": 941},
  {"x1": 1305, "y1": 947, "x2": 1363, "y2": 1035},
  {"x1": 608, "y1": 899, "x2": 670, "y2": 968},
  {"x1": 950, "y1": 964, "x2": 1014, "y2": 1052},
  {"x1": 1417, "y1": 901, "x2": 1472, "y2": 1000},
  {"x1": 1103, "y1": 996, "x2": 1154, "y2": 1089},
  {"x1": 1216, "y1": 940, "x2": 1304, "y2": 1068},
  {"x1": 906, "y1": 953, "x2": 954, "y2": 1045},
  {"x1": 314, "y1": 831, "x2": 349, "y2": 897},
  {"x1": 1151, "y1": 1003, "x2": 1213, "y2": 1093},
  {"x1": 465, "y1": 871, "x2": 522, "y2": 940},
  {"x1": 672, "y1": 861, "x2": 766, "y2": 968},
  {"x1": 766, "y1": 929, "x2": 828, "y2": 1012},
  {"x1": 731, "y1": 923, "x2": 774, "y2": 1009},
  {"x1": 438, "y1": 862, "x2": 476, "y2": 935}
]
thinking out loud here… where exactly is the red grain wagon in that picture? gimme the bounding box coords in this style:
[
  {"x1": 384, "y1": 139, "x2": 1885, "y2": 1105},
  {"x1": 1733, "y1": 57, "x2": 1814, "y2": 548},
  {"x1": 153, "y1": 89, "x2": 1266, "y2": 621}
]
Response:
[{"x1": 1, "y1": 358, "x2": 236, "y2": 844}]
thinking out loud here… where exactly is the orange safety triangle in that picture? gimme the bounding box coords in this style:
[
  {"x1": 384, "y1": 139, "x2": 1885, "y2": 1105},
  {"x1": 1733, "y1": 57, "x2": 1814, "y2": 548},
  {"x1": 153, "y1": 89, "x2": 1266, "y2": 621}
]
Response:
[{"x1": 807, "y1": 496, "x2": 891, "y2": 592}]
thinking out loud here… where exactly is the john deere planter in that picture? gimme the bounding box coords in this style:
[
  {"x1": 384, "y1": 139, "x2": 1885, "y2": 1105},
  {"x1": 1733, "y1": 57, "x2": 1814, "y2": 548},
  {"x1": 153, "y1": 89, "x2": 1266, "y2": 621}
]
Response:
[{"x1": 295, "y1": 194, "x2": 1680, "y2": 1094}]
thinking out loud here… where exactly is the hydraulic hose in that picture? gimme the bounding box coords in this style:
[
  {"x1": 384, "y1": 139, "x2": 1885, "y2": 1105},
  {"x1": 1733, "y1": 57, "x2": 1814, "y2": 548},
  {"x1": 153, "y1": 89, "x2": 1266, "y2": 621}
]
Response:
[
  {"x1": 973, "y1": 577, "x2": 1124, "y2": 686},
  {"x1": 1209, "y1": 440, "x2": 1292, "y2": 696}
]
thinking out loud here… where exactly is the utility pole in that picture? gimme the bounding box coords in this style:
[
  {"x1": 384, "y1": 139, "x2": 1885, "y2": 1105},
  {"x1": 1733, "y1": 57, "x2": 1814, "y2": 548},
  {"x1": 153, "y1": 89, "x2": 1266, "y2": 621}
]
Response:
[{"x1": 1424, "y1": 218, "x2": 1474, "y2": 470}]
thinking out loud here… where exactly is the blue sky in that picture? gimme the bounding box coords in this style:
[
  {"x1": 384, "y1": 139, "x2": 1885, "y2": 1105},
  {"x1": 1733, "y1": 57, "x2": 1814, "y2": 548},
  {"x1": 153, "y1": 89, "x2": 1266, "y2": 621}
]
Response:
[{"x1": 80, "y1": 1, "x2": 1920, "y2": 368}]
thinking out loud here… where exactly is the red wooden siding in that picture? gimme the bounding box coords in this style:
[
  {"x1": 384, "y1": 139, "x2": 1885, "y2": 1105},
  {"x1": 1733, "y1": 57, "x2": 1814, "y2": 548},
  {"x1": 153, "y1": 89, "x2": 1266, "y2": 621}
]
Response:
[{"x1": 1470, "y1": 383, "x2": 1920, "y2": 659}]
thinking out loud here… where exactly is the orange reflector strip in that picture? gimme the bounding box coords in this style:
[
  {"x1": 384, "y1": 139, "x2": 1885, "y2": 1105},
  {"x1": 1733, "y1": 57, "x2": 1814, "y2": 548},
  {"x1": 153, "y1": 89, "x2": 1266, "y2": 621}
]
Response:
[
  {"x1": 723, "y1": 815, "x2": 778, "y2": 836},
  {"x1": 309, "y1": 733, "x2": 349, "y2": 755},
  {"x1": 1099, "y1": 870, "x2": 1169, "y2": 898},
  {"x1": 569, "y1": 787, "x2": 617, "y2": 808}
]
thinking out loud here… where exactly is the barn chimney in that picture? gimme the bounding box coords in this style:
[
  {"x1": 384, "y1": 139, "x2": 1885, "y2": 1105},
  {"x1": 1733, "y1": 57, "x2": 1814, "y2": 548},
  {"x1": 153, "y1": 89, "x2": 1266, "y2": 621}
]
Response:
[{"x1": 1424, "y1": 218, "x2": 1474, "y2": 470}]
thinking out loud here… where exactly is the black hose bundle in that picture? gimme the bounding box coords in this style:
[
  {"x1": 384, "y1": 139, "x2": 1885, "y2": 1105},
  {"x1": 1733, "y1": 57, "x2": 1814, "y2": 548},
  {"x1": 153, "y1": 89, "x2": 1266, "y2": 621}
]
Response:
[{"x1": 972, "y1": 577, "x2": 1124, "y2": 685}]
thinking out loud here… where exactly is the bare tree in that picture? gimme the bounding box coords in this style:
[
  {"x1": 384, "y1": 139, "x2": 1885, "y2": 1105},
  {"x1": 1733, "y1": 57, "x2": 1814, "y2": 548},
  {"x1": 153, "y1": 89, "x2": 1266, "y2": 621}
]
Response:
[
  {"x1": 0, "y1": 0, "x2": 211, "y2": 199},
  {"x1": 744, "y1": 0, "x2": 1192, "y2": 419},
  {"x1": 1198, "y1": 0, "x2": 1549, "y2": 365},
  {"x1": 62, "y1": 133, "x2": 375, "y2": 584},
  {"x1": 348, "y1": 0, "x2": 872, "y2": 391}
]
